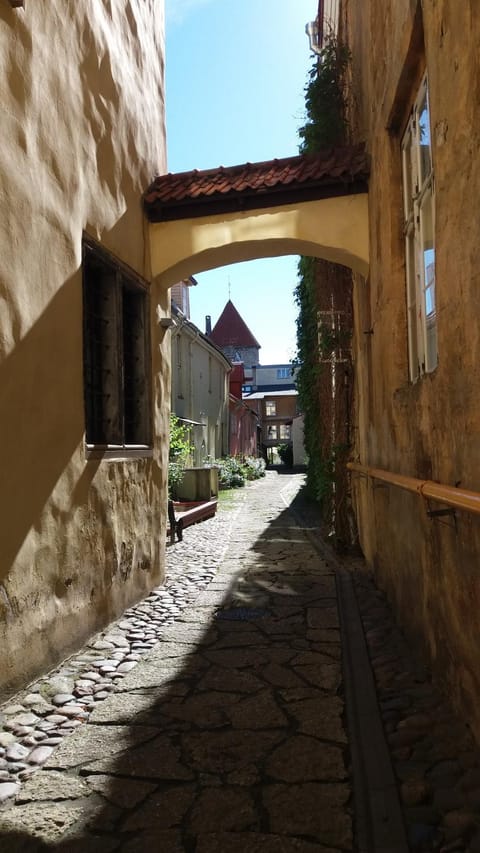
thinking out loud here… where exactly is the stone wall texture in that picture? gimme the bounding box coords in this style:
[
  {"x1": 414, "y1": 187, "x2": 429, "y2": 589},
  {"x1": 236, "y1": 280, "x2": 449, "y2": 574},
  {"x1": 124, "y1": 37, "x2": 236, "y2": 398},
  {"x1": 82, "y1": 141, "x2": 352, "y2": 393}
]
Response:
[
  {"x1": 0, "y1": 0, "x2": 167, "y2": 697},
  {"x1": 343, "y1": 0, "x2": 480, "y2": 736}
]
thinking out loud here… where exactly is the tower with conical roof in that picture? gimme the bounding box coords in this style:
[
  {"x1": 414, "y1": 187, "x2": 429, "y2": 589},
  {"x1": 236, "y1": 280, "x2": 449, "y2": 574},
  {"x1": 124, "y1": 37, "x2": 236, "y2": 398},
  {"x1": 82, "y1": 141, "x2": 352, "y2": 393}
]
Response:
[{"x1": 208, "y1": 300, "x2": 261, "y2": 370}]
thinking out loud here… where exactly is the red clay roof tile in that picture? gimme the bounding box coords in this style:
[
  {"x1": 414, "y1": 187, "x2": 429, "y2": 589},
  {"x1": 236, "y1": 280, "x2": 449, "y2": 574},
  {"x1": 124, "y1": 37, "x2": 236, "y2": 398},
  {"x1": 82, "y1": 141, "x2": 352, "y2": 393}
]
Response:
[{"x1": 144, "y1": 144, "x2": 368, "y2": 221}]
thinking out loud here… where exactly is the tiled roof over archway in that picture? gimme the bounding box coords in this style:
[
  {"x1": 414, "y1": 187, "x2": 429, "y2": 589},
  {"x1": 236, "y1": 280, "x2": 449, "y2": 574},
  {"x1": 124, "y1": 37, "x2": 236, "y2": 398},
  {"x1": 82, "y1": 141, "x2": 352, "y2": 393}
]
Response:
[{"x1": 144, "y1": 144, "x2": 368, "y2": 222}]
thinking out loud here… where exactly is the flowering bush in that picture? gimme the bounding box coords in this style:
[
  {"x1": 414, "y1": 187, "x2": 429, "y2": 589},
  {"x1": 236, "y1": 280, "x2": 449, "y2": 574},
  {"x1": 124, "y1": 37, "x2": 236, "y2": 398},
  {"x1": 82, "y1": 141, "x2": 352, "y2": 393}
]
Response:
[
  {"x1": 214, "y1": 456, "x2": 246, "y2": 488},
  {"x1": 243, "y1": 456, "x2": 266, "y2": 480},
  {"x1": 213, "y1": 455, "x2": 266, "y2": 489}
]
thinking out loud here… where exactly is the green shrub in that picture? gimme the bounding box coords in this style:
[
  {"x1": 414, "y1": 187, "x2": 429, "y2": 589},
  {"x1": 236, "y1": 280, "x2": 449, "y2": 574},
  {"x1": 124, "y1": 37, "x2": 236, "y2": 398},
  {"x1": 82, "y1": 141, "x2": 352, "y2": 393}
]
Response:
[
  {"x1": 212, "y1": 455, "x2": 265, "y2": 489},
  {"x1": 214, "y1": 456, "x2": 246, "y2": 489},
  {"x1": 243, "y1": 456, "x2": 266, "y2": 480},
  {"x1": 278, "y1": 444, "x2": 294, "y2": 467}
]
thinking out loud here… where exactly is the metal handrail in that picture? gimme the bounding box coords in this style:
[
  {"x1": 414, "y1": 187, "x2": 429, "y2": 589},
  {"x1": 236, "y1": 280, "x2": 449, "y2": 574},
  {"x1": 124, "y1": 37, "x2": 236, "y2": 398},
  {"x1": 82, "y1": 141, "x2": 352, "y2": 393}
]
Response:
[{"x1": 347, "y1": 462, "x2": 480, "y2": 517}]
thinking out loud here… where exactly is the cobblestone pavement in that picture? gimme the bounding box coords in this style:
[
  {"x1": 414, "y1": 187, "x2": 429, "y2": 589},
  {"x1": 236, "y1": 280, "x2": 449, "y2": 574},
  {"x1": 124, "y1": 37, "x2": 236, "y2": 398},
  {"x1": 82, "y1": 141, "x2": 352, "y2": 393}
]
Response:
[
  {"x1": 0, "y1": 486, "x2": 245, "y2": 796},
  {"x1": 1, "y1": 472, "x2": 480, "y2": 851},
  {"x1": 352, "y1": 569, "x2": 480, "y2": 852}
]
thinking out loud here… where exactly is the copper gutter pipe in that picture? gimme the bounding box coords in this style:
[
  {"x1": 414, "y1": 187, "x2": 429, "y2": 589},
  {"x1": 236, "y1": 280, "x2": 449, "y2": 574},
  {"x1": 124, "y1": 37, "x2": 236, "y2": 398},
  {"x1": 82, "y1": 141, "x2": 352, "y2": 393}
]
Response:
[{"x1": 347, "y1": 462, "x2": 480, "y2": 517}]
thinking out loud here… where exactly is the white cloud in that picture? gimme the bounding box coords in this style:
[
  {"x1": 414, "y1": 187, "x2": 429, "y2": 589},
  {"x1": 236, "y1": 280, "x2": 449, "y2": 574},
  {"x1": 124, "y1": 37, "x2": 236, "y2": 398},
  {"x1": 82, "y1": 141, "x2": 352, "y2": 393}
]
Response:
[{"x1": 166, "y1": 0, "x2": 216, "y2": 26}]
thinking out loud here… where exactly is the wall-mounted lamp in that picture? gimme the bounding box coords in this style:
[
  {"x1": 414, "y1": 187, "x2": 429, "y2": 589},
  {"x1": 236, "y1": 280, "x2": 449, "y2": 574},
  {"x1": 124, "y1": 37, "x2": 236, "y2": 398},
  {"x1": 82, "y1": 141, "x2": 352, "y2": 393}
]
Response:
[
  {"x1": 305, "y1": 20, "x2": 322, "y2": 55},
  {"x1": 159, "y1": 317, "x2": 174, "y2": 329}
]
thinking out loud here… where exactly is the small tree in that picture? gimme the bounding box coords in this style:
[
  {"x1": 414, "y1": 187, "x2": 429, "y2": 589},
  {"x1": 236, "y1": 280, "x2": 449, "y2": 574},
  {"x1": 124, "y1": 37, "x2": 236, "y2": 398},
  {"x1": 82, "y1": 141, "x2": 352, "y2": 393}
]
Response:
[
  {"x1": 168, "y1": 414, "x2": 192, "y2": 498},
  {"x1": 277, "y1": 444, "x2": 293, "y2": 467}
]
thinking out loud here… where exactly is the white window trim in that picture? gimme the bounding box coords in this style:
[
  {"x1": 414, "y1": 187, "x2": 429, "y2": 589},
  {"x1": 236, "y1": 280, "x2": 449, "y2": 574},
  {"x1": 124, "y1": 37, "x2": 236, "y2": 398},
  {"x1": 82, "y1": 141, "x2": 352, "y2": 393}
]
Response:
[
  {"x1": 401, "y1": 73, "x2": 437, "y2": 381},
  {"x1": 279, "y1": 424, "x2": 291, "y2": 440}
]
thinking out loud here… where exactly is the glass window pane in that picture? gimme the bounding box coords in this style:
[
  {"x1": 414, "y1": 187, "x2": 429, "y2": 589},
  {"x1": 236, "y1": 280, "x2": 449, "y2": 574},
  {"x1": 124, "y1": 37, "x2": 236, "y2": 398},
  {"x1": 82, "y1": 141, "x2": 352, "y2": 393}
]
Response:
[
  {"x1": 424, "y1": 262, "x2": 435, "y2": 317},
  {"x1": 418, "y1": 87, "x2": 432, "y2": 185},
  {"x1": 419, "y1": 188, "x2": 437, "y2": 372},
  {"x1": 419, "y1": 190, "x2": 435, "y2": 318}
]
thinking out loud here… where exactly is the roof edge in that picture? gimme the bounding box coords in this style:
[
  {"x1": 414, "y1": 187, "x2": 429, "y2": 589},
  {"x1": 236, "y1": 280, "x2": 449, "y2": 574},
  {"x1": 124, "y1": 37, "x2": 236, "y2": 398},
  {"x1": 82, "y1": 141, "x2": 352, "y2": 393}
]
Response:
[{"x1": 146, "y1": 179, "x2": 369, "y2": 223}]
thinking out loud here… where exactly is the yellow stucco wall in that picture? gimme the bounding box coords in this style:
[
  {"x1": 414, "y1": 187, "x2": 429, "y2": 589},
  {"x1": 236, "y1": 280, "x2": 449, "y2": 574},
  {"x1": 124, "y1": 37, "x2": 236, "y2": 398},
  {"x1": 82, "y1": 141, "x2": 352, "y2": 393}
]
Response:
[
  {"x1": 149, "y1": 195, "x2": 369, "y2": 288},
  {"x1": 0, "y1": 1, "x2": 167, "y2": 696},
  {"x1": 344, "y1": 0, "x2": 480, "y2": 737}
]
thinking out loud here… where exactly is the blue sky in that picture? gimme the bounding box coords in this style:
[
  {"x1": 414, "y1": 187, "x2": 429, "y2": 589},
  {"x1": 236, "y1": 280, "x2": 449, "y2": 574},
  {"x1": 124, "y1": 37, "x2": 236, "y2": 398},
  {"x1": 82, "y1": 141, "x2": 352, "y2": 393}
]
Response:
[{"x1": 165, "y1": 0, "x2": 316, "y2": 363}]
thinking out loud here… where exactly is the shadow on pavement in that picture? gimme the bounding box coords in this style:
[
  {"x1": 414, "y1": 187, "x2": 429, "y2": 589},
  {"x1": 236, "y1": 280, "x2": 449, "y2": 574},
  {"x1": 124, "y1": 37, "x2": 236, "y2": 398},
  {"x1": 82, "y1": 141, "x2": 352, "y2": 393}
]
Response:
[{"x1": 0, "y1": 480, "x2": 352, "y2": 852}]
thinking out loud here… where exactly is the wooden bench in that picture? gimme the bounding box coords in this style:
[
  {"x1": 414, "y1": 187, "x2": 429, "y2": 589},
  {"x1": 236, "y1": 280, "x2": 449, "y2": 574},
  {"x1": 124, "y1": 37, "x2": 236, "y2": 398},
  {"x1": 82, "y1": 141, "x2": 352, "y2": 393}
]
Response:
[{"x1": 167, "y1": 499, "x2": 218, "y2": 544}]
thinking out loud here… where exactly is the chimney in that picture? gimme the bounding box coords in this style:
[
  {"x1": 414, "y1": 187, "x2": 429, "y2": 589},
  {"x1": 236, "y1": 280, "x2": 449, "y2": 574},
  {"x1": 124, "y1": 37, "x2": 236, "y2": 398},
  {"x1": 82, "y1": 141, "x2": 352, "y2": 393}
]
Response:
[{"x1": 205, "y1": 315, "x2": 212, "y2": 335}]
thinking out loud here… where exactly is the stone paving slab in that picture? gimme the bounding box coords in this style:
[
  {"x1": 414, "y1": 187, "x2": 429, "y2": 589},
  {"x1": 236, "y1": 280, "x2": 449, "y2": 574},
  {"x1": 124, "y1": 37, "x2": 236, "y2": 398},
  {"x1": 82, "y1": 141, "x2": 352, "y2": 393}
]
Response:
[
  {"x1": 6, "y1": 472, "x2": 480, "y2": 851},
  {"x1": 0, "y1": 474, "x2": 353, "y2": 851}
]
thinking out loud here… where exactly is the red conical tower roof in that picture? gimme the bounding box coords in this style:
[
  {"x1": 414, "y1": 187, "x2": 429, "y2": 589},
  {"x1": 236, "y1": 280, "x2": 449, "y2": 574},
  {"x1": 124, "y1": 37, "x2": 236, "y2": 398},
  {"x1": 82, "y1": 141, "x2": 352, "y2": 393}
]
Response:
[{"x1": 209, "y1": 300, "x2": 261, "y2": 349}]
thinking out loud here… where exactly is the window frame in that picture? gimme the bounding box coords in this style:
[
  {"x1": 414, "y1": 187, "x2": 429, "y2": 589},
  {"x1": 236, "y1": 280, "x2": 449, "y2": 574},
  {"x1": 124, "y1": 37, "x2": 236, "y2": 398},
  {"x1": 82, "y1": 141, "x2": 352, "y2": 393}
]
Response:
[
  {"x1": 265, "y1": 400, "x2": 277, "y2": 417},
  {"x1": 401, "y1": 73, "x2": 437, "y2": 381},
  {"x1": 267, "y1": 424, "x2": 278, "y2": 440},
  {"x1": 82, "y1": 238, "x2": 152, "y2": 459}
]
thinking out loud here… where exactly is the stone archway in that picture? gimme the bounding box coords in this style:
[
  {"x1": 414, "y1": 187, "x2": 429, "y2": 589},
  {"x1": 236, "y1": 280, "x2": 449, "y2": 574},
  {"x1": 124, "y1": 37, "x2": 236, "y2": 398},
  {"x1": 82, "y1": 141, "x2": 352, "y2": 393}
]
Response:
[
  {"x1": 144, "y1": 145, "x2": 369, "y2": 287},
  {"x1": 144, "y1": 145, "x2": 370, "y2": 547},
  {"x1": 148, "y1": 195, "x2": 368, "y2": 288}
]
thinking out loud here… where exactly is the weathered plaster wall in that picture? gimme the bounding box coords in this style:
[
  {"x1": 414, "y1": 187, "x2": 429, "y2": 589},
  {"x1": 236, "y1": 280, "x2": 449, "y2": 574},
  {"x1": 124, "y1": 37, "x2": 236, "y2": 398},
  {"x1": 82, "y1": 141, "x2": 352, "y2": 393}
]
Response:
[
  {"x1": 344, "y1": 0, "x2": 480, "y2": 735},
  {"x1": 0, "y1": 1, "x2": 167, "y2": 696}
]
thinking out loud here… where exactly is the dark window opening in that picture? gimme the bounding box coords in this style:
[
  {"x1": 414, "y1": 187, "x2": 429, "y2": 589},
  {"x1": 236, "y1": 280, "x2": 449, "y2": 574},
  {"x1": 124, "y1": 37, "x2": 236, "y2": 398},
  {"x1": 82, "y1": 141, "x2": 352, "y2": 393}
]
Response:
[{"x1": 83, "y1": 241, "x2": 151, "y2": 449}]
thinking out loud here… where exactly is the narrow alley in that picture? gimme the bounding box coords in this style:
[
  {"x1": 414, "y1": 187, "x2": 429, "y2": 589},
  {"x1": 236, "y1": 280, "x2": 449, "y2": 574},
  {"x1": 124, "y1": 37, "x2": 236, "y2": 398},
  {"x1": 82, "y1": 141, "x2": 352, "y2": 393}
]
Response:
[{"x1": 1, "y1": 473, "x2": 480, "y2": 852}]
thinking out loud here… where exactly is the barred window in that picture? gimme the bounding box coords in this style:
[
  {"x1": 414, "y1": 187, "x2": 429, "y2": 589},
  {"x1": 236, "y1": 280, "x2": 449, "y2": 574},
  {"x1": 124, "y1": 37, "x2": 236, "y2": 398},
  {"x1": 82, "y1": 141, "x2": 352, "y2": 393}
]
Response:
[{"x1": 82, "y1": 240, "x2": 151, "y2": 451}]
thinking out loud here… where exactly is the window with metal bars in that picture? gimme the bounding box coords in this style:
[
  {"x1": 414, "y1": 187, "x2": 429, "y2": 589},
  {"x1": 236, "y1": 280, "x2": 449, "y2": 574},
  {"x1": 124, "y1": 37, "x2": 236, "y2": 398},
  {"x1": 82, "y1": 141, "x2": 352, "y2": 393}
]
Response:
[{"x1": 82, "y1": 240, "x2": 151, "y2": 450}]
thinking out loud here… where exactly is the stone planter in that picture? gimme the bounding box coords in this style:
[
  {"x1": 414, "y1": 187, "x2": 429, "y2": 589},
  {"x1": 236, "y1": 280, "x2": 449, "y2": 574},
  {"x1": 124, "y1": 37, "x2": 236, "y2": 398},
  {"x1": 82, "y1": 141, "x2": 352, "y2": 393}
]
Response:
[{"x1": 175, "y1": 467, "x2": 219, "y2": 502}]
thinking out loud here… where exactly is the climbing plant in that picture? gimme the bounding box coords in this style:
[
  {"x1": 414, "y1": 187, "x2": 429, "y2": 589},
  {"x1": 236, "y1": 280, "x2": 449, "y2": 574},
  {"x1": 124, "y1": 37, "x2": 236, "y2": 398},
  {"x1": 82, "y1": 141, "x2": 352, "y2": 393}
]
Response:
[
  {"x1": 295, "y1": 36, "x2": 350, "y2": 507},
  {"x1": 168, "y1": 414, "x2": 193, "y2": 497},
  {"x1": 298, "y1": 38, "x2": 350, "y2": 154}
]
